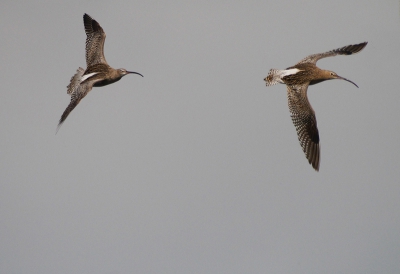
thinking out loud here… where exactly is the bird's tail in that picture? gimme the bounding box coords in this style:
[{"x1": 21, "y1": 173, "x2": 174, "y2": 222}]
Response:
[
  {"x1": 67, "y1": 67, "x2": 85, "y2": 95},
  {"x1": 264, "y1": 69, "x2": 285, "y2": 86}
]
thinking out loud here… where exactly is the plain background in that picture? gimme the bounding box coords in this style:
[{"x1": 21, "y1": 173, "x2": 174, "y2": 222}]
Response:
[{"x1": 1, "y1": 1, "x2": 399, "y2": 273}]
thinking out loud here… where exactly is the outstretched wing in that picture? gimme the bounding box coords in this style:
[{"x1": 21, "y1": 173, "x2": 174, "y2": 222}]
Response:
[
  {"x1": 296, "y1": 42, "x2": 368, "y2": 65},
  {"x1": 57, "y1": 81, "x2": 95, "y2": 132},
  {"x1": 84, "y1": 13, "x2": 107, "y2": 67},
  {"x1": 287, "y1": 84, "x2": 320, "y2": 171}
]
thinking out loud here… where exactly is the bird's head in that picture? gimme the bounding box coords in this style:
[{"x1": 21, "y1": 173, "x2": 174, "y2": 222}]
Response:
[
  {"x1": 118, "y1": 68, "x2": 144, "y2": 78},
  {"x1": 325, "y1": 70, "x2": 358, "y2": 88}
]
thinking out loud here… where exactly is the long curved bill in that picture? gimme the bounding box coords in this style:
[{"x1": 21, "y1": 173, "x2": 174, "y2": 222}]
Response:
[
  {"x1": 337, "y1": 75, "x2": 358, "y2": 88},
  {"x1": 127, "y1": 71, "x2": 144, "y2": 77}
]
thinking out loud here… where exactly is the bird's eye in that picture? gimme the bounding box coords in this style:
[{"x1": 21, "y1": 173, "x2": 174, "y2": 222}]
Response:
[{"x1": 330, "y1": 72, "x2": 336, "y2": 76}]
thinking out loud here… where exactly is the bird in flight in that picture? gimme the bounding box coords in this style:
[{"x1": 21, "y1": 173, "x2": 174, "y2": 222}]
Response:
[
  {"x1": 57, "y1": 13, "x2": 143, "y2": 132},
  {"x1": 264, "y1": 42, "x2": 367, "y2": 171}
]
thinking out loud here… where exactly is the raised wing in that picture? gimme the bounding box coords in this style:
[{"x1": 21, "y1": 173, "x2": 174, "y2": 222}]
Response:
[
  {"x1": 287, "y1": 84, "x2": 320, "y2": 171},
  {"x1": 84, "y1": 13, "x2": 107, "y2": 67},
  {"x1": 296, "y1": 42, "x2": 367, "y2": 65}
]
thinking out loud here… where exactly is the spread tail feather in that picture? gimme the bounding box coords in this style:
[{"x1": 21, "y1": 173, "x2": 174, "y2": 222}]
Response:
[
  {"x1": 67, "y1": 67, "x2": 85, "y2": 95},
  {"x1": 264, "y1": 69, "x2": 285, "y2": 86}
]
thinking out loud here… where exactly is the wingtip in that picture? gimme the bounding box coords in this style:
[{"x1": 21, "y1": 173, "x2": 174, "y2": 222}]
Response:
[
  {"x1": 56, "y1": 122, "x2": 63, "y2": 134},
  {"x1": 349, "y1": 42, "x2": 368, "y2": 54},
  {"x1": 83, "y1": 13, "x2": 101, "y2": 32},
  {"x1": 358, "y1": 41, "x2": 368, "y2": 50},
  {"x1": 311, "y1": 158, "x2": 320, "y2": 172}
]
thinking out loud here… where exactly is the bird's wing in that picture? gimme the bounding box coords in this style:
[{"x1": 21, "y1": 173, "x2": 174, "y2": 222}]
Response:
[
  {"x1": 83, "y1": 13, "x2": 107, "y2": 67},
  {"x1": 295, "y1": 42, "x2": 368, "y2": 65},
  {"x1": 287, "y1": 83, "x2": 320, "y2": 171},
  {"x1": 57, "y1": 80, "x2": 95, "y2": 132}
]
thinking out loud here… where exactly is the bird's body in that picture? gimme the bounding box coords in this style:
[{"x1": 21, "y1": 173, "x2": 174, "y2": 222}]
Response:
[
  {"x1": 82, "y1": 63, "x2": 126, "y2": 87},
  {"x1": 264, "y1": 42, "x2": 367, "y2": 171},
  {"x1": 57, "y1": 13, "x2": 143, "y2": 131}
]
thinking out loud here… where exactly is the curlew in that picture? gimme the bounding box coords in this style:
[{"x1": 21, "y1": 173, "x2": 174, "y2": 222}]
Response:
[
  {"x1": 57, "y1": 13, "x2": 143, "y2": 132},
  {"x1": 264, "y1": 42, "x2": 367, "y2": 171}
]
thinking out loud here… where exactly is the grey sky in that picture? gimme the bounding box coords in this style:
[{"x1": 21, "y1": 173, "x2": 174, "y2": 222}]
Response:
[{"x1": 1, "y1": 1, "x2": 399, "y2": 273}]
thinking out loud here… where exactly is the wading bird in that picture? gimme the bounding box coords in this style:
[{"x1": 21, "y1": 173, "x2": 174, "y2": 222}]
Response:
[
  {"x1": 57, "y1": 13, "x2": 143, "y2": 132},
  {"x1": 264, "y1": 42, "x2": 367, "y2": 171}
]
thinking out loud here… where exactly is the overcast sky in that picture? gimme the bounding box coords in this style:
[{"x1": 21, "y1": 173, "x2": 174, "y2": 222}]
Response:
[{"x1": 1, "y1": 1, "x2": 399, "y2": 274}]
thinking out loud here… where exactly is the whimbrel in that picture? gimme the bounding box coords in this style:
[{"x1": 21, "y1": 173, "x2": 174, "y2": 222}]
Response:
[
  {"x1": 264, "y1": 42, "x2": 367, "y2": 171},
  {"x1": 57, "y1": 13, "x2": 143, "y2": 131}
]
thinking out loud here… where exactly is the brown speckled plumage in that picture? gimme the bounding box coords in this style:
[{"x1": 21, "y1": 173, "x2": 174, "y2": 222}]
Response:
[
  {"x1": 57, "y1": 14, "x2": 143, "y2": 132},
  {"x1": 264, "y1": 42, "x2": 367, "y2": 171}
]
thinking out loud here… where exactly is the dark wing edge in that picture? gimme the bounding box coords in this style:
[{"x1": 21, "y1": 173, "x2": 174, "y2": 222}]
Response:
[
  {"x1": 287, "y1": 84, "x2": 320, "y2": 171},
  {"x1": 296, "y1": 42, "x2": 368, "y2": 65},
  {"x1": 56, "y1": 83, "x2": 94, "y2": 133},
  {"x1": 83, "y1": 13, "x2": 107, "y2": 67}
]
